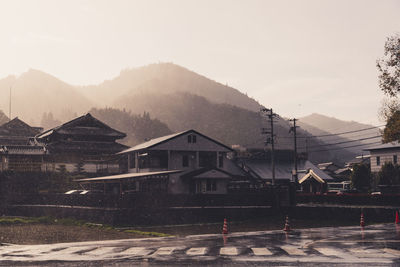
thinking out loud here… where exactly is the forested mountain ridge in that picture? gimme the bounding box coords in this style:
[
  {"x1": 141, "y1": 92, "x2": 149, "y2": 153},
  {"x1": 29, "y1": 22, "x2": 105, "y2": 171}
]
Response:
[{"x1": 81, "y1": 63, "x2": 262, "y2": 112}]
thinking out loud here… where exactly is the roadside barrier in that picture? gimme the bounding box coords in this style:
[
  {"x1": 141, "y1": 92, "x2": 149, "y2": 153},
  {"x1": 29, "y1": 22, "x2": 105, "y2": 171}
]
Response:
[
  {"x1": 360, "y1": 212, "x2": 365, "y2": 227},
  {"x1": 283, "y1": 215, "x2": 291, "y2": 232},
  {"x1": 222, "y1": 218, "x2": 228, "y2": 234}
]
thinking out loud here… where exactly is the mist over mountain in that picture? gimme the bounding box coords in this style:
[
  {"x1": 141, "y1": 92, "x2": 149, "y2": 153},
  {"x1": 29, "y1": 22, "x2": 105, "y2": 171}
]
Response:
[
  {"x1": 0, "y1": 63, "x2": 362, "y2": 164},
  {"x1": 298, "y1": 113, "x2": 382, "y2": 156},
  {"x1": 81, "y1": 63, "x2": 262, "y2": 112},
  {"x1": 0, "y1": 69, "x2": 93, "y2": 125}
]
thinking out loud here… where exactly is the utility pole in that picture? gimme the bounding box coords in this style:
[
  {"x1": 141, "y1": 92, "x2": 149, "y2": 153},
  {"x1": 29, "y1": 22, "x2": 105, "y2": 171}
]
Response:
[
  {"x1": 9, "y1": 86, "x2": 11, "y2": 121},
  {"x1": 289, "y1": 118, "x2": 299, "y2": 183},
  {"x1": 261, "y1": 108, "x2": 277, "y2": 185}
]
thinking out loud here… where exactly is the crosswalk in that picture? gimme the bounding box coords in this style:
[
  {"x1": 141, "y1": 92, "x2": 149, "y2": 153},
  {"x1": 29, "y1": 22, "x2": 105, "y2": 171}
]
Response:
[{"x1": 1, "y1": 244, "x2": 400, "y2": 262}]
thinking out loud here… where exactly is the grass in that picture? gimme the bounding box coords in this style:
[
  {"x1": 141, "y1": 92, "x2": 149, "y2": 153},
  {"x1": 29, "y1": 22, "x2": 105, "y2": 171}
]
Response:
[{"x1": 123, "y1": 229, "x2": 173, "y2": 237}]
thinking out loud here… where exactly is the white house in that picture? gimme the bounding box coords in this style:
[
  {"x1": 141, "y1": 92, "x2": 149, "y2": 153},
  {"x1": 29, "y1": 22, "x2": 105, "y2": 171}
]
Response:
[
  {"x1": 365, "y1": 142, "x2": 400, "y2": 173},
  {"x1": 77, "y1": 129, "x2": 236, "y2": 195}
]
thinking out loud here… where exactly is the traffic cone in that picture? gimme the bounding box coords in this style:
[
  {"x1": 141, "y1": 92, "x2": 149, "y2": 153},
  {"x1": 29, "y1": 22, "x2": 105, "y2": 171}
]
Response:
[
  {"x1": 360, "y1": 212, "x2": 365, "y2": 227},
  {"x1": 396, "y1": 211, "x2": 400, "y2": 224},
  {"x1": 283, "y1": 215, "x2": 291, "y2": 232},
  {"x1": 222, "y1": 218, "x2": 228, "y2": 234}
]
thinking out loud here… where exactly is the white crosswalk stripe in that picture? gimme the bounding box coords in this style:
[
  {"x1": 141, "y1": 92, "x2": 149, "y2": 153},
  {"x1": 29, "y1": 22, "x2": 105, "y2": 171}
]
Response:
[
  {"x1": 186, "y1": 247, "x2": 207, "y2": 256},
  {"x1": 251, "y1": 247, "x2": 273, "y2": 256},
  {"x1": 314, "y1": 247, "x2": 342, "y2": 257},
  {"x1": 84, "y1": 247, "x2": 118, "y2": 256},
  {"x1": 153, "y1": 247, "x2": 179, "y2": 256},
  {"x1": 220, "y1": 247, "x2": 238, "y2": 256},
  {"x1": 281, "y1": 245, "x2": 306, "y2": 256},
  {"x1": 118, "y1": 247, "x2": 152, "y2": 256},
  {"x1": 383, "y1": 248, "x2": 400, "y2": 256}
]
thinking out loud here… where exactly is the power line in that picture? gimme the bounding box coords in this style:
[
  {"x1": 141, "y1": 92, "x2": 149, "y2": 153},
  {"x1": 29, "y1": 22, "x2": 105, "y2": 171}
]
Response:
[
  {"x1": 298, "y1": 135, "x2": 382, "y2": 150},
  {"x1": 304, "y1": 125, "x2": 384, "y2": 138},
  {"x1": 307, "y1": 141, "x2": 382, "y2": 153}
]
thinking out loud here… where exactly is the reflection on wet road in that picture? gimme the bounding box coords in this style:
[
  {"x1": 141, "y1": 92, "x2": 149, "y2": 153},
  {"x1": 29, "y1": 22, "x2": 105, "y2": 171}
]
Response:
[{"x1": 1, "y1": 223, "x2": 400, "y2": 266}]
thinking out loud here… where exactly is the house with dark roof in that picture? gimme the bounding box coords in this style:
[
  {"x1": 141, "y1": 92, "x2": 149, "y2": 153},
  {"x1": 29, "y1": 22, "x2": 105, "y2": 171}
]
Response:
[
  {"x1": 0, "y1": 118, "x2": 45, "y2": 172},
  {"x1": 77, "y1": 129, "x2": 240, "y2": 195},
  {"x1": 365, "y1": 142, "x2": 400, "y2": 173},
  {"x1": 35, "y1": 113, "x2": 128, "y2": 174}
]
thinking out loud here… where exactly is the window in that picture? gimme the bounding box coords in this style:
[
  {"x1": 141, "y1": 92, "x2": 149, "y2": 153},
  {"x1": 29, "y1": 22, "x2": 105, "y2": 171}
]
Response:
[
  {"x1": 394, "y1": 155, "x2": 398, "y2": 165},
  {"x1": 187, "y1": 134, "x2": 197, "y2": 143},
  {"x1": 218, "y1": 153, "x2": 224, "y2": 168},
  {"x1": 206, "y1": 179, "x2": 217, "y2": 191},
  {"x1": 376, "y1": 156, "x2": 381, "y2": 166},
  {"x1": 182, "y1": 155, "x2": 189, "y2": 167}
]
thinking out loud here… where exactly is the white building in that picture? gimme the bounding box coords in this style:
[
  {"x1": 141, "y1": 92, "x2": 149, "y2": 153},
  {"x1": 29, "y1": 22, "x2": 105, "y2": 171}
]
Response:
[{"x1": 366, "y1": 142, "x2": 400, "y2": 173}]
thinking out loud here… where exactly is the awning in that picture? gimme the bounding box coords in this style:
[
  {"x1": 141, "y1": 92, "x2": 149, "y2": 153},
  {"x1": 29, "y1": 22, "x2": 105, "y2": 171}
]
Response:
[{"x1": 75, "y1": 170, "x2": 182, "y2": 183}]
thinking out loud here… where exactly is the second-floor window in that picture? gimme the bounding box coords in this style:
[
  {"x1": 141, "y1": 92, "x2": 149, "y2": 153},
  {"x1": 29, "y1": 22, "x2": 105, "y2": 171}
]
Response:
[
  {"x1": 218, "y1": 153, "x2": 224, "y2": 168},
  {"x1": 377, "y1": 156, "x2": 381, "y2": 166},
  {"x1": 187, "y1": 134, "x2": 197, "y2": 143}
]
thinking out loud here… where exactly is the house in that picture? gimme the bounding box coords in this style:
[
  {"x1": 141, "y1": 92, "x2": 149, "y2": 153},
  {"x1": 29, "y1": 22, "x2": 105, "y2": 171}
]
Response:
[
  {"x1": 298, "y1": 161, "x2": 334, "y2": 193},
  {"x1": 77, "y1": 129, "x2": 238, "y2": 195},
  {"x1": 0, "y1": 117, "x2": 43, "y2": 145},
  {"x1": 0, "y1": 118, "x2": 45, "y2": 172},
  {"x1": 317, "y1": 162, "x2": 340, "y2": 176},
  {"x1": 365, "y1": 142, "x2": 399, "y2": 173},
  {"x1": 237, "y1": 155, "x2": 333, "y2": 191},
  {"x1": 35, "y1": 113, "x2": 128, "y2": 174}
]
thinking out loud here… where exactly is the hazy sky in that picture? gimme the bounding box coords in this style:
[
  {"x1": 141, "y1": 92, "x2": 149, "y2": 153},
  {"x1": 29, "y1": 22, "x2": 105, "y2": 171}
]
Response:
[{"x1": 0, "y1": 0, "x2": 399, "y2": 125}]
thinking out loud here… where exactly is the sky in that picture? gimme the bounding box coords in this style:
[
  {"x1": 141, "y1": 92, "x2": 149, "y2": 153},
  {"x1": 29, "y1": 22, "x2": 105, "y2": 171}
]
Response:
[{"x1": 0, "y1": 0, "x2": 399, "y2": 125}]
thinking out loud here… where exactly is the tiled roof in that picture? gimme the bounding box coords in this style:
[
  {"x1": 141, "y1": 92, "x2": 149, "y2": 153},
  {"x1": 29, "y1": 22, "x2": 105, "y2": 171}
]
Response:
[{"x1": 36, "y1": 113, "x2": 126, "y2": 140}]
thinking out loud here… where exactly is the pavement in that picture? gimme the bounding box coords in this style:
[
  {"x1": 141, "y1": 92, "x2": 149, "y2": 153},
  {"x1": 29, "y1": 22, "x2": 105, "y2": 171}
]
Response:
[{"x1": 1, "y1": 223, "x2": 400, "y2": 266}]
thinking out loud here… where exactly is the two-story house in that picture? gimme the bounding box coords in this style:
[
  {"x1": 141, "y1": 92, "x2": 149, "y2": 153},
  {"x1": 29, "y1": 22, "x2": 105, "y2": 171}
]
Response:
[
  {"x1": 77, "y1": 129, "x2": 236, "y2": 195},
  {"x1": 365, "y1": 142, "x2": 400, "y2": 173}
]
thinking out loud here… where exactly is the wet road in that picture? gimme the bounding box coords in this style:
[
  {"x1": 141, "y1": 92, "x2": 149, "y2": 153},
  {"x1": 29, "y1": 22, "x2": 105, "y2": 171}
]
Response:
[{"x1": 1, "y1": 223, "x2": 400, "y2": 266}]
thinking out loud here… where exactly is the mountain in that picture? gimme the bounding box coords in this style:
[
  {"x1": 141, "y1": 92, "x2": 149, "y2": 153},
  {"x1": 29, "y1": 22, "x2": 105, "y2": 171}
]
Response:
[
  {"x1": 89, "y1": 107, "x2": 172, "y2": 146},
  {"x1": 0, "y1": 69, "x2": 94, "y2": 125},
  {"x1": 81, "y1": 63, "x2": 262, "y2": 112},
  {"x1": 298, "y1": 113, "x2": 382, "y2": 156},
  {"x1": 0, "y1": 64, "x2": 360, "y2": 164}
]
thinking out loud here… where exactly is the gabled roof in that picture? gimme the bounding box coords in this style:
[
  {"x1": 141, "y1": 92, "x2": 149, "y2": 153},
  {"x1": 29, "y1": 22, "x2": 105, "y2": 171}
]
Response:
[
  {"x1": 239, "y1": 159, "x2": 334, "y2": 181},
  {"x1": 36, "y1": 113, "x2": 126, "y2": 140},
  {"x1": 118, "y1": 129, "x2": 233, "y2": 154},
  {"x1": 365, "y1": 142, "x2": 400, "y2": 151},
  {"x1": 298, "y1": 161, "x2": 334, "y2": 182},
  {"x1": 0, "y1": 117, "x2": 42, "y2": 137},
  {"x1": 181, "y1": 167, "x2": 233, "y2": 180},
  {"x1": 298, "y1": 170, "x2": 325, "y2": 184}
]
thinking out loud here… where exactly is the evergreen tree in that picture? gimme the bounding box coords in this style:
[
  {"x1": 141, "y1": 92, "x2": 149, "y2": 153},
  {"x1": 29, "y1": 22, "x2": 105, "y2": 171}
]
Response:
[{"x1": 350, "y1": 163, "x2": 371, "y2": 192}]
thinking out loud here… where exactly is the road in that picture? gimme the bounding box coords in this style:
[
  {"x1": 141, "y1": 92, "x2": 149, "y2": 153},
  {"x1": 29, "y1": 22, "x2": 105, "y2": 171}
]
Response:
[{"x1": 1, "y1": 223, "x2": 400, "y2": 266}]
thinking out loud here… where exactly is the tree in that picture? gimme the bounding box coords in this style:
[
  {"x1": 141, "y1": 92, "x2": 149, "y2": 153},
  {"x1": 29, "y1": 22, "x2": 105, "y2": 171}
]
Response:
[
  {"x1": 377, "y1": 34, "x2": 400, "y2": 97},
  {"x1": 350, "y1": 163, "x2": 371, "y2": 191},
  {"x1": 383, "y1": 109, "x2": 400, "y2": 143},
  {"x1": 377, "y1": 162, "x2": 399, "y2": 186}
]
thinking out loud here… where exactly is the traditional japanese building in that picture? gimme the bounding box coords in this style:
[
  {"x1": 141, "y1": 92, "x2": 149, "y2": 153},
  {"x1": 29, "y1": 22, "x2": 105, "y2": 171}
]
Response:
[
  {"x1": 35, "y1": 113, "x2": 128, "y2": 174},
  {"x1": 0, "y1": 118, "x2": 45, "y2": 172}
]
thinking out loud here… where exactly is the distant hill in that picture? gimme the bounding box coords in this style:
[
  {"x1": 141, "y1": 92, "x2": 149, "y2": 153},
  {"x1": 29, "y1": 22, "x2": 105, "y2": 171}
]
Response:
[
  {"x1": 298, "y1": 113, "x2": 382, "y2": 156},
  {"x1": 89, "y1": 107, "x2": 172, "y2": 146},
  {"x1": 81, "y1": 63, "x2": 262, "y2": 112},
  {"x1": 0, "y1": 69, "x2": 94, "y2": 125},
  {"x1": 0, "y1": 64, "x2": 360, "y2": 164}
]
